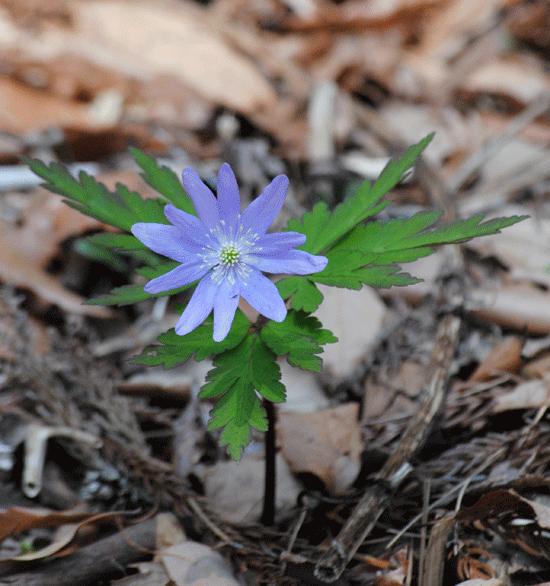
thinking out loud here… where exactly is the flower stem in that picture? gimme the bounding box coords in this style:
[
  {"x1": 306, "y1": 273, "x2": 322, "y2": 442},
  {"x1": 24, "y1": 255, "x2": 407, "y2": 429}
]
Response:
[{"x1": 260, "y1": 399, "x2": 276, "y2": 526}]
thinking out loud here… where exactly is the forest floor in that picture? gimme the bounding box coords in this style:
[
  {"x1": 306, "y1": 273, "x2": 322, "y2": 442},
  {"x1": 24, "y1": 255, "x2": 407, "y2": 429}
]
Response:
[{"x1": 2, "y1": 0, "x2": 550, "y2": 585}]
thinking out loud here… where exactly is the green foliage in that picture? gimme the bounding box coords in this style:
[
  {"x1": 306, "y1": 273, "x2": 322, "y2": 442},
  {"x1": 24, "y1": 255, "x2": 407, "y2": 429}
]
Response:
[
  {"x1": 130, "y1": 148, "x2": 196, "y2": 215},
  {"x1": 261, "y1": 310, "x2": 337, "y2": 371},
  {"x1": 25, "y1": 137, "x2": 529, "y2": 460},
  {"x1": 23, "y1": 157, "x2": 168, "y2": 232},
  {"x1": 131, "y1": 310, "x2": 251, "y2": 367},
  {"x1": 276, "y1": 277, "x2": 324, "y2": 312},
  {"x1": 75, "y1": 233, "x2": 156, "y2": 273},
  {"x1": 286, "y1": 134, "x2": 435, "y2": 256},
  {"x1": 199, "y1": 334, "x2": 285, "y2": 460},
  {"x1": 85, "y1": 261, "x2": 196, "y2": 306},
  {"x1": 281, "y1": 136, "x2": 527, "y2": 311},
  {"x1": 328, "y1": 211, "x2": 526, "y2": 264}
]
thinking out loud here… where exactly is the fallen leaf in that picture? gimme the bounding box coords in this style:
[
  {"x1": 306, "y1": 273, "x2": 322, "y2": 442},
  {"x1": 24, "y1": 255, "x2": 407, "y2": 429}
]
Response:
[
  {"x1": 362, "y1": 361, "x2": 426, "y2": 421},
  {"x1": 200, "y1": 454, "x2": 301, "y2": 525},
  {"x1": 462, "y1": 57, "x2": 550, "y2": 106},
  {"x1": 456, "y1": 578, "x2": 506, "y2": 586},
  {"x1": 0, "y1": 507, "x2": 93, "y2": 542},
  {"x1": 492, "y1": 379, "x2": 550, "y2": 413},
  {"x1": 0, "y1": 78, "x2": 94, "y2": 135},
  {"x1": 522, "y1": 354, "x2": 550, "y2": 379},
  {"x1": 468, "y1": 337, "x2": 523, "y2": 383},
  {"x1": 313, "y1": 284, "x2": 386, "y2": 380},
  {"x1": 0, "y1": 191, "x2": 115, "y2": 318},
  {"x1": 74, "y1": 0, "x2": 277, "y2": 115},
  {"x1": 161, "y1": 541, "x2": 241, "y2": 586},
  {"x1": 278, "y1": 403, "x2": 362, "y2": 494}
]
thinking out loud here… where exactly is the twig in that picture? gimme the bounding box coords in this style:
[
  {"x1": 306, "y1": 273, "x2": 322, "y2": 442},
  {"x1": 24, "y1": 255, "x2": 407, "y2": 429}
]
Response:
[
  {"x1": 386, "y1": 447, "x2": 506, "y2": 550},
  {"x1": 314, "y1": 314, "x2": 461, "y2": 582},
  {"x1": 186, "y1": 496, "x2": 243, "y2": 550}
]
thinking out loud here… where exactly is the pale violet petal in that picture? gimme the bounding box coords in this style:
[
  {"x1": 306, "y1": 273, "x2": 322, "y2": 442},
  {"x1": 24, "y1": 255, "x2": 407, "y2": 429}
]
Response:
[
  {"x1": 216, "y1": 163, "x2": 241, "y2": 234},
  {"x1": 132, "y1": 223, "x2": 203, "y2": 262},
  {"x1": 212, "y1": 277, "x2": 240, "y2": 342},
  {"x1": 238, "y1": 268, "x2": 287, "y2": 322},
  {"x1": 240, "y1": 175, "x2": 289, "y2": 237},
  {"x1": 248, "y1": 249, "x2": 328, "y2": 275},
  {"x1": 254, "y1": 231, "x2": 306, "y2": 254},
  {"x1": 175, "y1": 274, "x2": 217, "y2": 336},
  {"x1": 181, "y1": 167, "x2": 219, "y2": 228},
  {"x1": 164, "y1": 204, "x2": 211, "y2": 248},
  {"x1": 144, "y1": 261, "x2": 210, "y2": 294}
]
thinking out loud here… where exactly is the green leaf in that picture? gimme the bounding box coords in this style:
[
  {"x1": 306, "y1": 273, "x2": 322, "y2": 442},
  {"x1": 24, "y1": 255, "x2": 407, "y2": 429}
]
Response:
[
  {"x1": 79, "y1": 233, "x2": 147, "y2": 251},
  {"x1": 130, "y1": 148, "x2": 196, "y2": 215},
  {"x1": 285, "y1": 134, "x2": 434, "y2": 255},
  {"x1": 131, "y1": 310, "x2": 251, "y2": 368},
  {"x1": 86, "y1": 261, "x2": 194, "y2": 305},
  {"x1": 312, "y1": 212, "x2": 528, "y2": 290},
  {"x1": 312, "y1": 249, "x2": 420, "y2": 289},
  {"x1": 75, "y1": 238, "x2": 128, "y2": 273},
  {"x1": 261, "y1": 310, "x2": 337, "y2": 372},
  {"x1": 24, "y1": 157, "x2": 169, "y2": 232},
  {"x1": 276, "y1": 277, "x2": 324, "y2": 313},
  {"x1": 199, "y1": 333, "x2": 283, "y2": 460},
  {"x1": 329, "y1": 211, "x2": 527, "y2": 263}
]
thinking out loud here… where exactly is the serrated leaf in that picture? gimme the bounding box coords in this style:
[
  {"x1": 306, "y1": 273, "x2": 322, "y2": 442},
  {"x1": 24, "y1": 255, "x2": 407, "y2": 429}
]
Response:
[
  {"x1": 79, "y1": 233, "x2": 147, "y2": 251},
  {"x1": 131, "y1": 310, "x2": 251, "y2": 368},
  {"x1": 130, "y1": 148, "x2": 196, "y2": 215},
  {"x1": 218, "y1": 420, "x2": 252, "y2": 461},
  {"x1": 197, "y1": 333, "x2": 284, "y2": 459},
  {"x1": 75, "y1": 238, "x2": 128, "y2": 272},
  {"x1": 24, "y1": 157, "x2": 170, "y2": 232},
  {"x1": 276, "y1": 277, "x2": 324, "y2": 313},
  {"x1": 261, "y1": 310, "x2": 336, "y2": 372},
  {"x1": 85, "y1": 260, "x2": 193, "y2": 305},
  {"x1": 330, "y1": 211, "x2": 527, "y2": 262},
  {"x1": 250, "y1": 340, "x2": 286, "y2": 403},
  {"x1": 85, "y1": 283, "x2": 153, "y2": 306},
  {"x1": 285, "y1": 135, "x2": 434, "y2": 255},
  {"x1": 313, "y1": 263, "x2": 420, "y2": 289},
  {"x1": 311, "y1": 211, "x2": 527, "y2": 290}
]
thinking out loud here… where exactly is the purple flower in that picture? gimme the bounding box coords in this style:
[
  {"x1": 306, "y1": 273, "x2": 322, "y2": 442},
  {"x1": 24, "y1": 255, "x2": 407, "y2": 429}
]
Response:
[{"x1": 131, "y1": 163, "x2": 327, "y2": 341}]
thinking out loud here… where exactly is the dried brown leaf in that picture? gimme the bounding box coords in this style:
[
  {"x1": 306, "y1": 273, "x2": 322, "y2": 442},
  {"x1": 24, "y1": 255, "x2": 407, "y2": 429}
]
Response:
[
  {"x1": 0, "y1": 78, "x2": 94, "y2": 135},
  {"x1": 493, "y1": 379, "x2": 550, "y2": 413},
  {"x1": 0, "y1": 191, "x2": 114, "y2": 318},
  {"x1": 74, "y1": 0, "x2": 277, "y2": 115},
  {"x1": 468, "y1": 337, "x2": 523, "y2": 383},
  {"x1": 278, "y1": 403, "x2": 362, "y2": 494}
]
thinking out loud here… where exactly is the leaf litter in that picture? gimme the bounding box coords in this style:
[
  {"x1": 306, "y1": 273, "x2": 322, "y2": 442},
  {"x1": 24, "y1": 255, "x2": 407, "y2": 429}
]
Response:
[{"x1": 2, "y1": 0, "x2": 550, "y2": 584}]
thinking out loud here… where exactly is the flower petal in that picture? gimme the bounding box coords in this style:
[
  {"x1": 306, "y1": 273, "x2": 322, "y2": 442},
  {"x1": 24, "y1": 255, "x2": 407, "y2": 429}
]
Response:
[
  {"x1": 164, "y1": 204, "x2": 211, "y2": 248},
  {"x1": 175, "y1": 273, "x2": 217, "y2": 336},
  {"x1": 254, "y1": 231, "x2": 306, "y2": 254},
  {"x1": 181, "y1": 167, "x2": 219, "y2": 228},
  {"x1": 132, "y1": 223, "x2": 203, "y2": 261},
  {"x1": 216, "y1": 163, "x2": 241, "y2": 235},
  {"x1": 238, "y1": 268, "x2": 287, "y2": 322},
  {"x1": 240, "y1": 175, "x2": 289, "y2": 237},
  {"x1": 144, "y1": 261, "x2": 210, "y2": 294},
  {"x1": 212, "y1": 277, "x2": 240, "y2": 342},
  {"x1": 248, "y1": 249, "x2": 328, "y2": 275}
]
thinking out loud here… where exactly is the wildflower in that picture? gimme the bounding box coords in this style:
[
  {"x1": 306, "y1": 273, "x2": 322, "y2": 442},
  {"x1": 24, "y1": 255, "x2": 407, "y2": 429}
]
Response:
[{"x1": 131, "y1": 164, "x2": 327, "y2": 341}]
